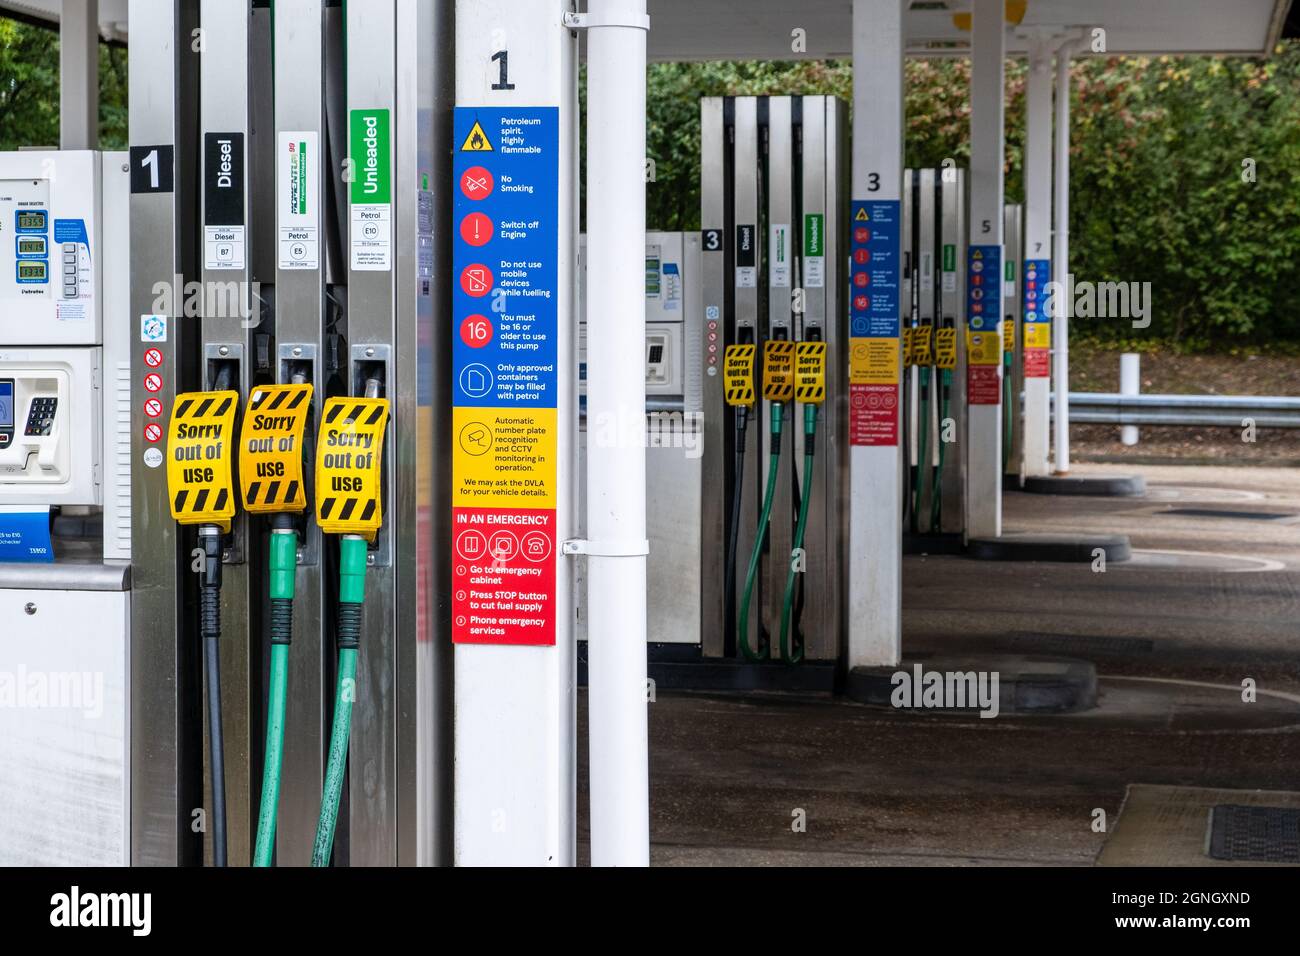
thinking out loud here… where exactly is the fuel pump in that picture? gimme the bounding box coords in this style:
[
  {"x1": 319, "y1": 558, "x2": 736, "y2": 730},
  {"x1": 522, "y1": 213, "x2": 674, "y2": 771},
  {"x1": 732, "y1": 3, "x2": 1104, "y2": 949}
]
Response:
[
  {"x1": 779, "y1": 337, "x2": 826, "y2": 664},
  {"x1": 722, "y1": 339, "x2": 756, "y2": 656},
  {"x1": 165, "y1": 384, "x2": 240, "y2": 866},
  {"x1": 739, "y1": 339, "x2": 794, "y2": 660},
  {"x1": 237, "y1": 381, "x2": 313, "y2": 866},
  {"x1": 311, "y1": 390, "x2": 389, "y2": 867},
  {"x1": 931, "y1": 325, "x2": 958, "y2": 529}
]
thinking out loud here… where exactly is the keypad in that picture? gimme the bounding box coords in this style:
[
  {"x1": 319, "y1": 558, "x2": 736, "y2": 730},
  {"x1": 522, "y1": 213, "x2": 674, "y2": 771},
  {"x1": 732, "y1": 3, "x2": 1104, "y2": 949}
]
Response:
[{"x1": 24, "y1": 397, "x2": 57, "y2": 437}]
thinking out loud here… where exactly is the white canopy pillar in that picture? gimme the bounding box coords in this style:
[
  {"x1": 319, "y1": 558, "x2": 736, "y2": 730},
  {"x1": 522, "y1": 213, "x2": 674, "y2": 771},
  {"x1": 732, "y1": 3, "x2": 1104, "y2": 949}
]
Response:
[
  {"x1": 1052, "y1": 40, "x2": 1073, "y2": 474},
  {"x1": 1020, "y1": 31, "x2": 1055, "y2": 477},
  {"x1": 965, "y1": 0, "x2": 1005, "y2": 538},
  {"x1": 584, "y1": 0, "x2": 651, "y2": 867},
  {"x1": 846, "y1": 0, "x2": 904, "y2": 668},
  {"x1": 60, "y1": 0, "x2": 99, "y2": 149}
]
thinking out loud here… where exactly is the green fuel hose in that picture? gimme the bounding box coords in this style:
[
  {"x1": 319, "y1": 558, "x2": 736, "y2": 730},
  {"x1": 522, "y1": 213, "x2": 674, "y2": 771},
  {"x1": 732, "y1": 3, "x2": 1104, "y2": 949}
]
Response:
[
  {"x1": 931, "y1": 369, "x2": 953, "y2": 531},
  {"x1": 779, "y1": 404, "x2": 817, "y2": 664},
  {"x1": 912, "y1": 366, "x2": 931, "y2": 533},
  {"x1": 253, "y1": 523, "x2": 297, "y2": 867},
  {"x1": 738, "y1": 402, "x2": 783, "y2": 662},
  {"x1": 1003, "y1": 352, "x2": 1013, "y2": 471},
  {"x1": 311, "y1": 533, "x2": 368, "y2": 867}
]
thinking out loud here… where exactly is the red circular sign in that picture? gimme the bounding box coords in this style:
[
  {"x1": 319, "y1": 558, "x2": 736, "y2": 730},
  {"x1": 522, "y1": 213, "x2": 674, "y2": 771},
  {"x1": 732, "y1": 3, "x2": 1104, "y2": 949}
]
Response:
[
  {"x1": 144, "y1": 423, "x2": 162, "y2": 443},
  {"x1": 460, "y1": 165, "x2": 494, "y2": 200},
  {"x1": 855, "y1": 227, "x2": 870, "y2": 244},
  {"x1": 144, "y1": 373, "x2": 163, "y2": 393},
  {"x1": 144, "y1": 348, "x2": 164, "y2": 368},
  {"x1": 853, "y1": 273, "x2": 869, "y2": 288},
  {"x1": 459, "y1": 264, "x2": 493, "y2": 297},
  {"x1": 459, "y1": 212, "x2": 493, "y2": 247},
  {"x1": 460, "y1": 314, "x2": 493, "y2": 348},
  {"x1": 144, "y1": 398, "x2": 163, "y2": 418},
  {"x1": 853, "y1": 248, "x2": 870, "y2": 265}
]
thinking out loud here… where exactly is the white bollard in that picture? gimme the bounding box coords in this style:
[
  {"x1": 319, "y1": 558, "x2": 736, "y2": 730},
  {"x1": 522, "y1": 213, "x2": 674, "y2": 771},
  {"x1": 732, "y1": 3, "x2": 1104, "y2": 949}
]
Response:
[{"x1": 1120, "y1": 352, "x2": 1140, "y2": 446}]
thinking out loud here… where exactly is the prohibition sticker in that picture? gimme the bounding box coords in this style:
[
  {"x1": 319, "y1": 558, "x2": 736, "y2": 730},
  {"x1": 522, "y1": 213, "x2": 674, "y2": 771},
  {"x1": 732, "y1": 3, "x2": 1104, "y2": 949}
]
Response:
[
  {"x1": 144, "y1": 348, "x2": 164, "y2": 368},
  {"x1": 144, "y1": 373, "x2": 163, "y2": 393}
]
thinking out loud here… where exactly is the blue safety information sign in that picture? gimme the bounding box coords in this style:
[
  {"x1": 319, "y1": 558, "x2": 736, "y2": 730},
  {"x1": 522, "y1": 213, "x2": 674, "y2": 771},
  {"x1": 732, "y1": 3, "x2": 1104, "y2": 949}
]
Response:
[
  {"x1": 849, "y1": 200, "x2": 900, "y2": 339},
  {"x1": 452, "y1": 107, "x2": 559, "y2": 409},
  {"x1": 1023, "y1": 258, "x2": 1050, "y2": 323},
  {"x1": 966, "y1": 244, "x2": 1002, "y2": 333},
  {"x1": 451, "y1": 106, "x2": 561, "y2": 647}
]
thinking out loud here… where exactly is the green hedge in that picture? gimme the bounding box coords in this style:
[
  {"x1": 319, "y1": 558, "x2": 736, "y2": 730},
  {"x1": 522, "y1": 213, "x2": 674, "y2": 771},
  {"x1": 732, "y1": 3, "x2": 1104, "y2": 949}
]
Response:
[{"x1": 643, "y1": 49, "x2": 1300, "y2": 351}]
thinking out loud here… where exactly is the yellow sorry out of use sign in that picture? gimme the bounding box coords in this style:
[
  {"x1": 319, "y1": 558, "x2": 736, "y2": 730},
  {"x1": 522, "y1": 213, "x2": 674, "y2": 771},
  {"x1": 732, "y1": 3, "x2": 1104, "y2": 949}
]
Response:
[
  {"x1": 166, "y1": 390, "x2": 239, "y2": 531},
  {"x1": 315, "y1": 397, "x2": 389, "y2": 540},
  {"x1": 239, "y1": 383, "x2": 312, "y2": 514}
]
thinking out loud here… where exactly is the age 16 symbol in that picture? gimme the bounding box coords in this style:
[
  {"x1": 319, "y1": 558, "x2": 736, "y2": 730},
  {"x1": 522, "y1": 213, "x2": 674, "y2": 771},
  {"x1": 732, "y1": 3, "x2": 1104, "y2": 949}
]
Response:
[{"x1": 461, "y1": 314, "x2": 493, "y2": 348}]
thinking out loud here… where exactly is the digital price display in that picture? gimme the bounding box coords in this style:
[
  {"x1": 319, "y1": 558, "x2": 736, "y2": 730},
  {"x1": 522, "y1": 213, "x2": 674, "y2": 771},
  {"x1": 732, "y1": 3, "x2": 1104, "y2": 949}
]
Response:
[
  {"x1": 17, "y1": 261, "x2": 47, "y2": 282},
  {"x1": 16, "y1": 236, "x2": 45, "y2": 257},
  {"x1": 15, "y1": 210, "x2": 46, "y2": 232}
]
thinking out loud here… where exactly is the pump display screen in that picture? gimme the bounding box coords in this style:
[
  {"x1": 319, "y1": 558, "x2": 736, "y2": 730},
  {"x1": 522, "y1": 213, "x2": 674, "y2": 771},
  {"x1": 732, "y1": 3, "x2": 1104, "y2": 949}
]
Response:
[
  {"x1": 17, "y1": 237, "x2": 45, "y2": 256},
  {"x1": 17, "y1": 261, "x2": 47, "y2": 281},
  {"x1": 16, "y1": 210, "x2": 46, "y2": 231},
  {"x1": 0, "y1": 382, "x2": 12, "y2": 428},
  {"x1": 645, "y1": 257, "x2": 661, "y2": 296}
]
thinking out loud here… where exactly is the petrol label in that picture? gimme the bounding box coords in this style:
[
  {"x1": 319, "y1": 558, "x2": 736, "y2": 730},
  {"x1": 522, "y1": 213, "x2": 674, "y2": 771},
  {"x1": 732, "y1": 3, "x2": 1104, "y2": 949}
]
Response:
[
  {"x1": 315, "y1": 397, "x2": 388, "y2": 540},
  {"x1": 794, "y1": 342, "x2": 827, "y2": 405},
  {"x1": 762, "y1": 340, "x2": 795, "y2": 402},
  {"x1": 166, "y1": 390, "x2": 239, "y2": 531},
  {"x1": 723, "y1": 344, "x2": 756, "y2": 407},
  {"x1": 349, "y1": 109, "x2": 392, "y2": 272},
  {"x1": 239, "y1": 383, "x2": 312, "y2": 513}
]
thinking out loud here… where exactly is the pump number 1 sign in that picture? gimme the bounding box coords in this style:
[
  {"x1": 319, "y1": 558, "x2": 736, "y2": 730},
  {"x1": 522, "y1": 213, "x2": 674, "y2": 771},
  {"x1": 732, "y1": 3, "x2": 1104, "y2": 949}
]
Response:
[{"x1": 450, "y1": 107, "x2": 560, "y2": 646}]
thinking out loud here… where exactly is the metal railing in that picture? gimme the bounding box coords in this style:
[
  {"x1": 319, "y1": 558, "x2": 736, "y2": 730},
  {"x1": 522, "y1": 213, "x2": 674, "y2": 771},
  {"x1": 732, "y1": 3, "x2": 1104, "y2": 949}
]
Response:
[{"x1": 1060, "y1": 392, "x2": 1300, "y2": 428}]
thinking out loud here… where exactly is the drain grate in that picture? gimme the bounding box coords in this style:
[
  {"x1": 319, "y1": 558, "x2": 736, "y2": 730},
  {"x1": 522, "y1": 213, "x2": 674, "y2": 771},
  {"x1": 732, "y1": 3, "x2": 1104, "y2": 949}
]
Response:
[
  {"x1": 1162, "y1": 508, "x2": 1294, "y2": 521},
  {"x1": 1207, "y1": 805, "x2": 1300, "y2": 863},
  {"x1": 1006, "y1": 632, "x2": 1154, "y2": 656}
]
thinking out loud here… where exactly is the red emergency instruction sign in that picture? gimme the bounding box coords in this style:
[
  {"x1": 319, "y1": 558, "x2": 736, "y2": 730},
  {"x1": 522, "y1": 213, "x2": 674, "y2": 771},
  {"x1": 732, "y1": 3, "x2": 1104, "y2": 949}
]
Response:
[{"x1": 452, "y1": 507, "x2": 556, "y2": 645}]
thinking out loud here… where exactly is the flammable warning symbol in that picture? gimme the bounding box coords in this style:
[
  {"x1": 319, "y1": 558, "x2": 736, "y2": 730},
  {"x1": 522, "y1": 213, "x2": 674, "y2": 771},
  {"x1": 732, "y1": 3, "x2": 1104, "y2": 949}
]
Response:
[{"x1": 460, "y1": 120, "x2": 494, "y2": 152}]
